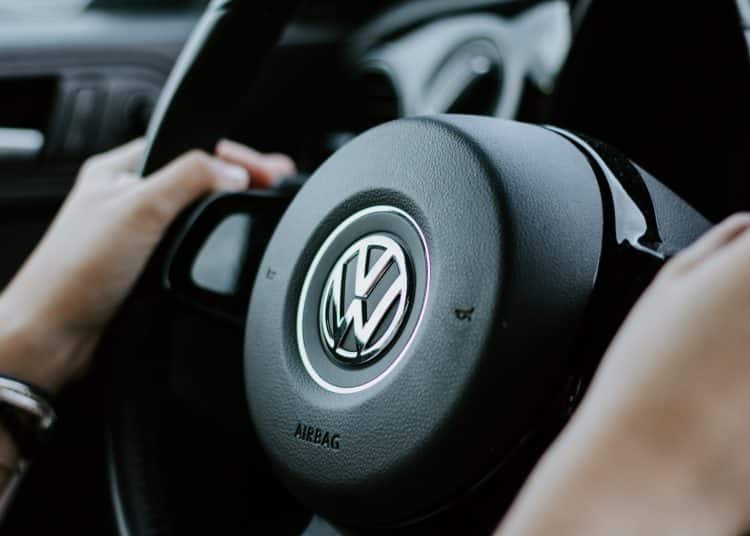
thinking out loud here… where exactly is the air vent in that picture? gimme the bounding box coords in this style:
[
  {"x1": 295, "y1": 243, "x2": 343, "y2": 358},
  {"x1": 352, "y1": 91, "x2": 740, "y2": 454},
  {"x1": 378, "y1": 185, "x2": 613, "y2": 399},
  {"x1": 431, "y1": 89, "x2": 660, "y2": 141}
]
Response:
[
  {"x1": 349, "y1": 70, "x2": 401, "y2": 132},
  {"x1": 432, "y1": 39, "x2": 503, "y2": 116},
  {"x1": 444, "y1": 58, "x2": 502, "y2": 116}
]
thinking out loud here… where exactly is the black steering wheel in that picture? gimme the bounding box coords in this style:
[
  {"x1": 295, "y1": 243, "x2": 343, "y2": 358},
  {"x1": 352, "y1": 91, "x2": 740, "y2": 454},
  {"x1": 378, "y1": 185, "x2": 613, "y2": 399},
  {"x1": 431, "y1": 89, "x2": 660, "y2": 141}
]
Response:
[{"x1": 107, "y1": 1, "x2": 712, "y2": 534}]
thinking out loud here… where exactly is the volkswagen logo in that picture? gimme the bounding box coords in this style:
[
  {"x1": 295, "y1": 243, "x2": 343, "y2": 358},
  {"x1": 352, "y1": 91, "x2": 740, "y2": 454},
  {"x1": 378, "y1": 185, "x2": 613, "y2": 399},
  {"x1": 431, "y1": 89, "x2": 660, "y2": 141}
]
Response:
[
  {"x1": 297, "y1": 206, "x2": 429, "y2": 394},
  {"x1": 319, "y1": 235, "x2": 410, "y2": 365}
]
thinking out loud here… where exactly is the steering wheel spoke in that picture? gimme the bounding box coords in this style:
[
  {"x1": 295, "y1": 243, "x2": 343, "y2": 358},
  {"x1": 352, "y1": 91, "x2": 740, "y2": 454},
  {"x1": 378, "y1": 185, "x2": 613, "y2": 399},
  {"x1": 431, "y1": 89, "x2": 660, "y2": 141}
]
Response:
[{"x1": 163, "y1": 191, "x2": 291, "y2": 324}]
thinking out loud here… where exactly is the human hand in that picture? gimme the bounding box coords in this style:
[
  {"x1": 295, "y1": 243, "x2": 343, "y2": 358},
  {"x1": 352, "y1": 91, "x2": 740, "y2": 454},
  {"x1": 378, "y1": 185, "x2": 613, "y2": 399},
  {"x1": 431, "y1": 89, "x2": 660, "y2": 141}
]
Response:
[
  {"x1": 0, "y1": 139, "x2": 295, "y2": 393},
  {"x1": 499, "y1": 214, "x2": 750, "y2": 535}
]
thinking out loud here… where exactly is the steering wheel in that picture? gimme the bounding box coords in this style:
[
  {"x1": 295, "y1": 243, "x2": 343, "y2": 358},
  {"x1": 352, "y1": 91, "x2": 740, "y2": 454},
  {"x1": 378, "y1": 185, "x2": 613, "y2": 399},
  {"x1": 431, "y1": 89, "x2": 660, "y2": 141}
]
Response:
[{"x1": 107, "y1": 1, "x2": 712, "y2": 534}]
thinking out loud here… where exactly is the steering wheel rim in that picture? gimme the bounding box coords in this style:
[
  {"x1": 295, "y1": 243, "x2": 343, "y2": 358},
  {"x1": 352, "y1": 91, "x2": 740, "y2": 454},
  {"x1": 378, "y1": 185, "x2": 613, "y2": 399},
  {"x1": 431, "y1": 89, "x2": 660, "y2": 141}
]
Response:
[{"x1": 107, "y1": 1, "x2": 713, "y2": 534}]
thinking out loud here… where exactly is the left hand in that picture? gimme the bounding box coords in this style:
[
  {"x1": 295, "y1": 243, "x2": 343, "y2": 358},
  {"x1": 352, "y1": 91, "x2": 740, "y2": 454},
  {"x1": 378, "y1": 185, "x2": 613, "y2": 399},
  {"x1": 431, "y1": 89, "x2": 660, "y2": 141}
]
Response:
[{"x1": 0, "y1": 139, "x2": 295, "y2": 393}]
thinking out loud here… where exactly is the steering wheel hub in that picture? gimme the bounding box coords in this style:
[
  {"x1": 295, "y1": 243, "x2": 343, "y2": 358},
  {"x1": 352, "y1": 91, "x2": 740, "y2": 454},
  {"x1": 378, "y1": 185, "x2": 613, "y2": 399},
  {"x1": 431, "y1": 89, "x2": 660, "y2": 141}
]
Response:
[{"x1": 245, "y1": 115, "x2": 604, "y2": 527}]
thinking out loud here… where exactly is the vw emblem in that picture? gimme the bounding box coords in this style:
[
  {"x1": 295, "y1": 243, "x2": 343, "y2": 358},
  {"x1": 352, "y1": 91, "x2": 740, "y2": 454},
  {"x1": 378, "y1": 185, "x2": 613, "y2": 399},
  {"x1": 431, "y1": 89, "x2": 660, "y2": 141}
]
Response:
[
  {"x1": 297, "y1": 205, "x2": 429, "y2": 394},
  {"x1": 319, "y1": 235, "x2": 410, "y2": 365}
]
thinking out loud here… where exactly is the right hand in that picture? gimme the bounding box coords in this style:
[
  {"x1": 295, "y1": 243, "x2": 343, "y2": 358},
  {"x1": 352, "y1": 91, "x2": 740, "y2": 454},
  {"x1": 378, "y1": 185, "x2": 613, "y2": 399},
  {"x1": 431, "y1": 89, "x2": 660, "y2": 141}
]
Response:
[{"x1": 500, "y1": 213, "x2": 750, "y2": 535}]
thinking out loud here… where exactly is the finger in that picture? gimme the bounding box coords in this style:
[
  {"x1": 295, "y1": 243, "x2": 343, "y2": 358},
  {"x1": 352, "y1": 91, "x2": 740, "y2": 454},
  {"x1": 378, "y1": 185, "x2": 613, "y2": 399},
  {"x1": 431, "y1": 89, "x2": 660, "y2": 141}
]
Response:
[
  {"x1": 84, "y1": 138, "x2": 146, "y2": 177},
  {"x1": 215, "y1": 138, "x2": 296, "y2": 189},
  {"x1": 666, "y1": 213, "x2": 750, "y2": 274},
  {"x1": 106, "y1": 138, "x2": 147, "y2": 172},
  {"x1": 139, "y1": 150, "x2": 249, "y2": 218},
  {"x1": 114, "y1": 171, "x2": 141, "y2": 188}
]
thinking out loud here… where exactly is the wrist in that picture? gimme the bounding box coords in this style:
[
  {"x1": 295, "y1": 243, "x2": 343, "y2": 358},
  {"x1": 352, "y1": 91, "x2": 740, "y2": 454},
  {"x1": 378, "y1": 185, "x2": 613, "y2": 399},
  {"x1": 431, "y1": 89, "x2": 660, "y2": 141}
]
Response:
[{"x1": 0, "y1": 295, "x2": 97, "y2": 393}]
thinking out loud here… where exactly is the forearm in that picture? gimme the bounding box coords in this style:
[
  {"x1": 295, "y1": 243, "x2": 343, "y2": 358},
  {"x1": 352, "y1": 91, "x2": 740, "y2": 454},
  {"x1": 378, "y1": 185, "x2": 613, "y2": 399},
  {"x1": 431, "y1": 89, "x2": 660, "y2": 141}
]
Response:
[
  {"x1": 0, "y1": 277, "x2": 98, "y2": 394},
  {"x1": 0, "y1": 294, "x2": 84, "y2": 512}
]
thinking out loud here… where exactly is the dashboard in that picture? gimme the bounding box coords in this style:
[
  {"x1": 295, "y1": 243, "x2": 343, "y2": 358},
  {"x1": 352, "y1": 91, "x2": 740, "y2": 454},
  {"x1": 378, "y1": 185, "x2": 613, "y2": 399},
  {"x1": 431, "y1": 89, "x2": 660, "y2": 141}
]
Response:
[
  {"x1": 229, "y1": 0, "x2": 577, "y2": 176},
  {"x1": 234, "y1": 0, "x2": 750, "y2": 223}
]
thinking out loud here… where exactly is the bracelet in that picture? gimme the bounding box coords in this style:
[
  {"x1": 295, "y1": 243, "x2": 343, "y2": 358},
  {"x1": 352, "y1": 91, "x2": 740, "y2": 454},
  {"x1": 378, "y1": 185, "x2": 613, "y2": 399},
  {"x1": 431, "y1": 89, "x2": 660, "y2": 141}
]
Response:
[{"x1": 0, "y1": 376, "x2": 57, "y2": 459}]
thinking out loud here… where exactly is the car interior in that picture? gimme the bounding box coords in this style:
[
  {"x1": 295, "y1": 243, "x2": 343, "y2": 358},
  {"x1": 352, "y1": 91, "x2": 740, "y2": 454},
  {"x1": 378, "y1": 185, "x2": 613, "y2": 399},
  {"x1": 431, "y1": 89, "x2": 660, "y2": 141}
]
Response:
[{"x1": 1, "y1": 0, "x2": 750, "y2": 534}]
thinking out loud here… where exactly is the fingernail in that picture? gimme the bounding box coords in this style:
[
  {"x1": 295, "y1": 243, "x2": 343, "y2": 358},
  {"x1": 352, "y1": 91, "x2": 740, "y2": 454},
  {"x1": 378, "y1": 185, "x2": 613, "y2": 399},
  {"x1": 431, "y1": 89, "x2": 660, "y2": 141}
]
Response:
[{"x1": 212, "y1": 159, "x2": 249, "y2": 190}]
